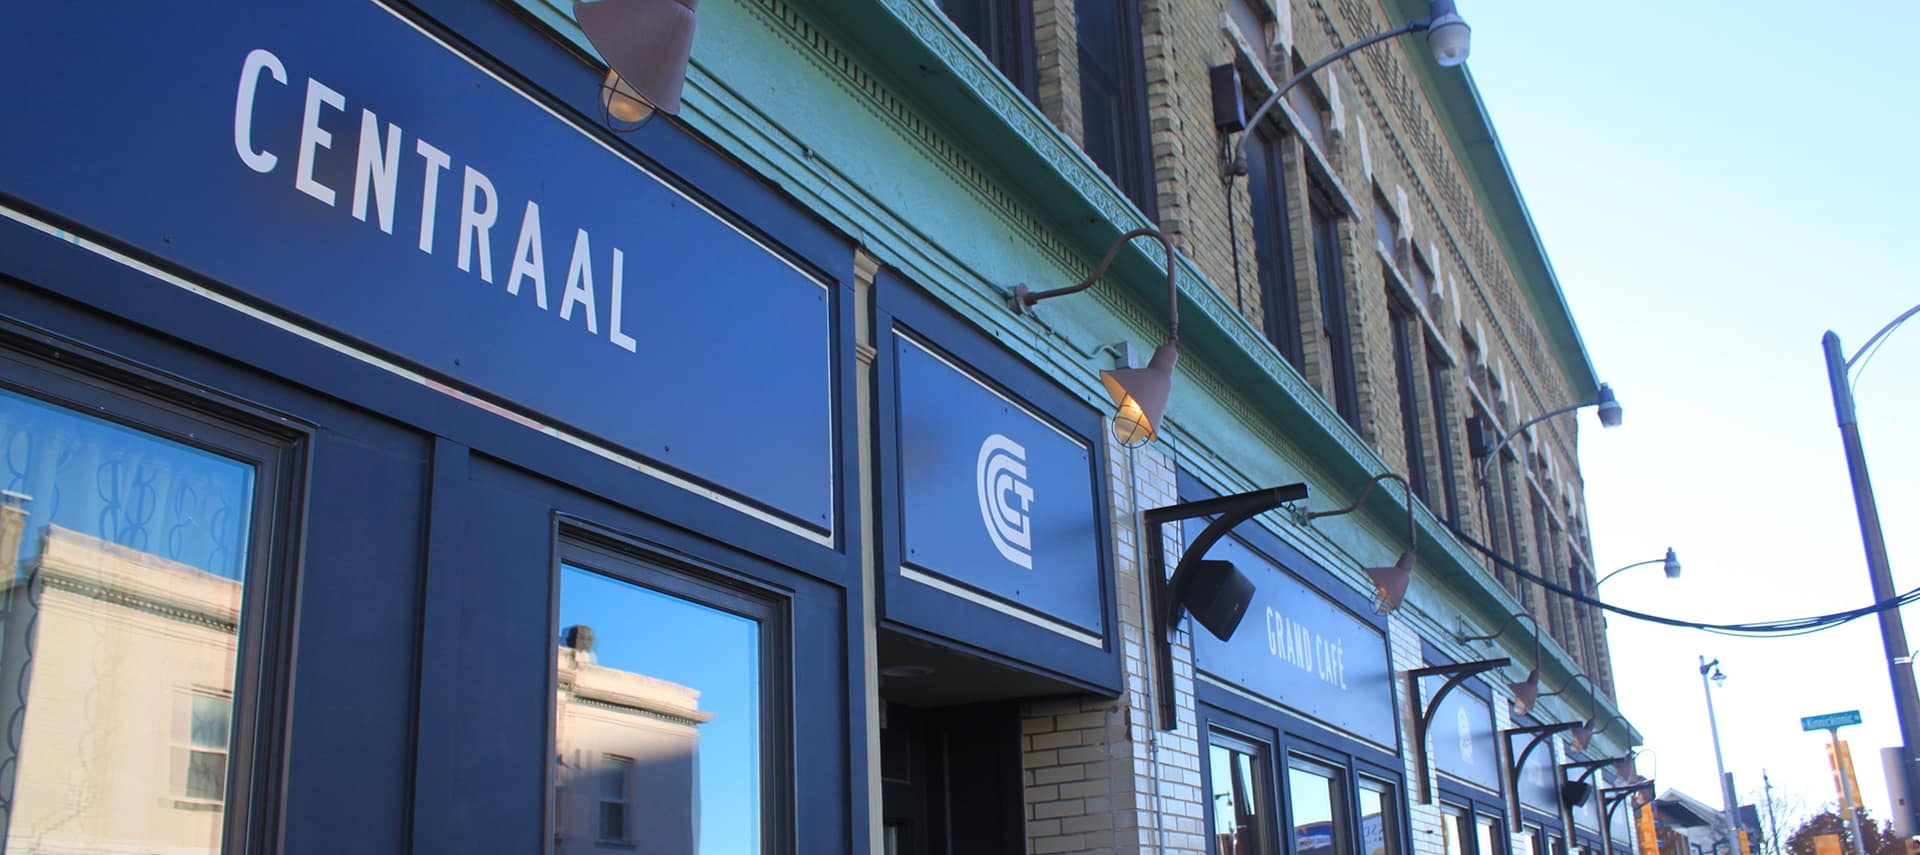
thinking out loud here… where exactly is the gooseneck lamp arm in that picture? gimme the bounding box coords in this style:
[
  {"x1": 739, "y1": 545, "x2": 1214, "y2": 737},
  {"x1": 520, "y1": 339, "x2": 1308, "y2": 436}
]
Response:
[
  {"x1": 1225, "y1": 20, "x2": 1423, "y2": 171},
  {"x1": 1143, "y1": 484, "x2": 1310, "y2": 730},
  {"x1": 1473, "y1": 383, "x2": 1620, "y2": 484},
  {"x1": 1595, "y1": 549, "x2": 1681, "y2": 587},
  {"x1": 1304, "y1": 472, "x2": 1420, "y2": 614},
  {"x1": 1013, "y1": 227, "x2": 1179, "y2": 344}
]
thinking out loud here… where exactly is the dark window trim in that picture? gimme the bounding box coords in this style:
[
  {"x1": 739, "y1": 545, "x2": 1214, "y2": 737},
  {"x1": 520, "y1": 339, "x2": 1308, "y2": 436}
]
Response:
[
  {"x1": 1310, "y1": 189, "x2": 1357, "y2": 426},
  {"x1": 1248, "y1": 128, "x2": 1304, "y2": 370},
  {"x1": 0, "y1": 317, "x2": 310, "y2": 853},
  {"x1": 1387, "y1": 297, "x2": 1428, "y2": 503},
  {"x1": 1205, "y1": 725, "x2": 1279, "y2": 855},
  {"x1": 550, "y1": 521, "x2": 797, "y2": 855},
  {"x1": 1076, "y1": 0, "x2": 1158, "y2": 217},
  {"x1": 1199, "y1": 699, "x2": 1411, "y2": 855},
  {"x1": 1426, "y1": 347, "x2": 1461, "y2": 523},
  {"x1": 939, "y1": 0, "x2": 1039, "y2": 100}
]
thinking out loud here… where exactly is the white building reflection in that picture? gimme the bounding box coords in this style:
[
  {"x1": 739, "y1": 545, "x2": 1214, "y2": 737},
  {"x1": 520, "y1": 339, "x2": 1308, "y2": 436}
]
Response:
[
  {"x1": 0, "y1": 514, "x2": 242, "y2": 854},
  {"x1": 555, "y1": 627, "x2": 711, "y2": 854}
]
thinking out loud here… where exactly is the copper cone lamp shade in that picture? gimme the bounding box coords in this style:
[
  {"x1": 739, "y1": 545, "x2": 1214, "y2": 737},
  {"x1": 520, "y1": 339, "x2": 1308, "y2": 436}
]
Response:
[
  {"x1": 1569, "y1": 721, "x2": 1594, "y2": 752},
  {"x1": 1510, "y1": 669, "x2": 1540, "y2": 716},
  {"x1": 574, "y1": 0, "x2": 698, "y2": 122},
  {"x1": 1100, "y1": 341, "x2": 1176, "y2": 447},
  {"x1": 1365, "y1": 552, "x2": 1413, "y2": 615}
]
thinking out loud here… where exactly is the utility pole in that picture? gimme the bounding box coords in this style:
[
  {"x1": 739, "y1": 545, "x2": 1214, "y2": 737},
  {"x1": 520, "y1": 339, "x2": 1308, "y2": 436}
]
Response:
[
  {"x1": 1824, "y1": 327, "x2": 1920, "y2": 836},
  {"x1": 1764, "y1": 770, "x2": 1783, "y2": 855}
]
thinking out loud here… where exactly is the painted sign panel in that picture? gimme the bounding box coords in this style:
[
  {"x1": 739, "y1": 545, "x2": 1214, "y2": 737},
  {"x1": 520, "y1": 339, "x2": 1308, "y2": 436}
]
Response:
[
  {"x1": 1423, "y1": 672, "x2": 1500, "y2": 792},
  {"x1": 0, "y1": 1, "x2": 837, "y2": 532},
  {"x1": 895, "y1": 333, "x2": 1104, "y2": 636},
  {"x1": 1802, "y1": 711, "x2": 1862, "y2": 731},
  {"x1": 1189, "y1": 524, "x2": 1395, "y2": 747},
  {"x1": 1514, "y1": 730, "x2": 1560, "y2": 813}
]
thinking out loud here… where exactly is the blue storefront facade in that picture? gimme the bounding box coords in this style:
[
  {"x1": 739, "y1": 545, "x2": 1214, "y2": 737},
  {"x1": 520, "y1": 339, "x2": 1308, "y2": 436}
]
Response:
[{"x1": 0, "y1": 0, "x2": 1645, "y2": 853}]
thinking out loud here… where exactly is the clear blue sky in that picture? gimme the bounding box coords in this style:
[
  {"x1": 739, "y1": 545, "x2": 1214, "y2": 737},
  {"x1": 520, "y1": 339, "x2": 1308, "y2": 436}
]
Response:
[{"x1": 1459, "y1": 0, "x2": 1920, "y2": 836}]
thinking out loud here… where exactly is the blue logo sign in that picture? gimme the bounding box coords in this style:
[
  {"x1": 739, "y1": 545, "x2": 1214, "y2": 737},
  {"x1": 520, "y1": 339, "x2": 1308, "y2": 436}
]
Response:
[
  {"x1": 1188, "y1": 526, "x2": 1395, "y2": 747},
  {"x1": 894, "y1": 333, "x2": 1103, "y2": 637},
  {"x1": 1424, "y1": 672, "x2": 1498, "y2": 792},
  {"x1": 0, "y1": 1, "x2": 839, "y2": 534}
]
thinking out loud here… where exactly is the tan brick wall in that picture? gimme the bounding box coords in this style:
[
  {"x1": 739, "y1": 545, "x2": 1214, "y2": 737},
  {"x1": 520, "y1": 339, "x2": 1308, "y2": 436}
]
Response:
[{"x1": 1020, "y1": 441, "x2": 1205, "y2": 854}]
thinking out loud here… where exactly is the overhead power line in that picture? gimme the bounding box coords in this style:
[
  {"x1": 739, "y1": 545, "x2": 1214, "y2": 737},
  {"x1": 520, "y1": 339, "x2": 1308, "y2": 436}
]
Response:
[{"x1": 1442, "y1": 523, "x2": 1920, "y2": 637}]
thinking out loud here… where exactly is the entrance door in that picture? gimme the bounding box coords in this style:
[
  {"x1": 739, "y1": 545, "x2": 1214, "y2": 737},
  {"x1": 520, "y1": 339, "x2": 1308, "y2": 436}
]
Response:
[{"x1": 879, "y1": 700, "x2": 1023, "y2": 855}]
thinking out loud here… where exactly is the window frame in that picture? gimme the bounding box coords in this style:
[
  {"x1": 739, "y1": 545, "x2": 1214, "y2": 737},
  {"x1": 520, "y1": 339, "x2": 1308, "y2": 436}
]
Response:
[
  {"x1": 1387, "y1": 295, "x2": 1428, "y2": 503},
  {"x1": 1247, "y1": 127, "x2": 1304, "y2": 370},
  {"x1": 1309, "y1": 189, "x2": 1358, "y2": 427},
  {"x1": 1426, "y1": 347, "x2": 1462, "y2": 523},
  {"x1": 1198, "y1": 698, "x2": 1410, "y2": 855},
  {"x1": 550, "y1": 525, "x2": 797, "y2": 855},
  {"x1": 598, "y1": 753, "x2": 635, "y2": 844},
  {"x1": 937, "y1": 0, "x2": 1038, "y2": 99},
  {"x1": 0, "y1": 318, "x2": 309, "y2": 852},
  {"x1": 1075, "y1": 0, "x2": 1158, "y2": 217},
  {"x1": 1207, "y1": 726, "x2": 1280, "y2": 855}
]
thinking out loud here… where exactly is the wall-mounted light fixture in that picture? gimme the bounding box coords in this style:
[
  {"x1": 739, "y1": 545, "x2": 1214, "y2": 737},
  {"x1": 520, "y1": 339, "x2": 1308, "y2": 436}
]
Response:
[
  {"x1": 1459, "y1": 612, "x2": 1545, "y2": 716},
  {"x1": 1560, "y1": 755, "x2": 1633, "y2": 810},
  {"x1": 1601, "y1": 779, "x2": 1657, "y2": 831},
  {"x1": 1596, "y1": 549, "x2": 1683, "y2": 587},
  {"x1": 574, "y1": 0, "x2": 699, "y2": 131},
  {"x1": 1539, "y1": 673, "x2": 1596, "y2": 748},
  {"x1": 1473, "y1": 383, "x2": 1623, "y2": 484},
  {"x1": 1410, "y1": 658, "x2": 1509, "y2": 803},
  {"x1": 1303, "y1": 472, "x2": 1418, "y2": 614},
  {"x1": 1220, "y1": 0, "x2": 1469, "y2": 176},
  {"x1": 1011, "y1": 228, "x2": 1181, "y2": 447},
  {"x1": 1504, "y1": 721, "x2": 1581, "y2": 831},
  {"x1": 1143, "y1": 483, "x2": 1310, "y2": 729}
]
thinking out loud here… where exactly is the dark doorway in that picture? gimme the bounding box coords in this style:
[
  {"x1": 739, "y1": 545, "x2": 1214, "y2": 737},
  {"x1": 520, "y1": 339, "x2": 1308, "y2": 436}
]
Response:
[{"x1": 880, "y1": 700, "x2": 1025, "y2": 855}]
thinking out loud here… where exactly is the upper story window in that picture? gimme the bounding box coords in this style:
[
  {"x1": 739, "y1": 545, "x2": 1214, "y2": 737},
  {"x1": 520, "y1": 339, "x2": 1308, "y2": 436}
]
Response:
[
  {"x1": 1427, "y1": 347, "x2": 1462, "y2": 523},
  {"x1": 1227, "y1": 0, "x2": 1275, "y2": 68},
  {"x1": 937, "y1": 0, "x2": 1037, "y2": 98},
  {"x1": 1309, "y1": 190, "x2": 1358, "y2": 427},
  {"x1": 1372, "y1": 190, "x2": 1399, "y2": 258},
  {"x1": 1248, "y1": 129, "x2": 1303, "y2": 370},
  {"x1": 1388, "y1": 297, "x2": 1429, "y2": 503},
  {"x1": 1076, "y1": 0, "x2": 1156, "y2": 216},
  {"x1": 1287, "y1": 61, "x2": 1330, "y2": 151},
  {"x1": 1408, "y1": 248, "x2": 1434, "y2": 310}
]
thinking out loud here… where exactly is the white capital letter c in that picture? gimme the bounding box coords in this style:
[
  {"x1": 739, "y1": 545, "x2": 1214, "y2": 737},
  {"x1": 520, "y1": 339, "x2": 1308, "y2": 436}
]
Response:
[{"x1": 234, "y1": 48, "x2": 287, "y2": 173}]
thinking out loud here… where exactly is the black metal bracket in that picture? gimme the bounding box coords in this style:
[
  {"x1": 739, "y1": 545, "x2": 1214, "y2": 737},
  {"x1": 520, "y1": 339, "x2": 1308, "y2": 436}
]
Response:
[
  {"x1": 1601, "y1": 781, "x2": 1656, "y2": 830},
  {"x1": 1410, "y1": 659, "x2": 1510, "y2": 803},
  {"x1": 1144, "y1": 484, "x2": 1309, "y2": 731},
  {"x1": 1562, "y1": 755, "x2": 1632, "y2": 787},
  {"x1": 1504, "y1": 721, "x2": 1579, "y2": 831}
]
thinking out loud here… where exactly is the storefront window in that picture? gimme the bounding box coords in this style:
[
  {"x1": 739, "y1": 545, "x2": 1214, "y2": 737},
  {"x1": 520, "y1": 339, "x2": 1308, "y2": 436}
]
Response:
[
  {"x1": 1288, "y1": 756, "x2": 1349, "y2": 855},
  {"x1": 0, "y1": 385, "x2": 257, "y2": 853},
  {"x1": 1524, "y1": 824, "x2": 1547, "y2": 855},
  {"x1": 555, "y1": 563, "x2": 764, "y2": 855},
  {"x1": 1358, "y1": 778, "x2": 1400, "y2": 855},
  {"x1": 1209, "y1": 734, "x2": 1273, "y2": 854}
]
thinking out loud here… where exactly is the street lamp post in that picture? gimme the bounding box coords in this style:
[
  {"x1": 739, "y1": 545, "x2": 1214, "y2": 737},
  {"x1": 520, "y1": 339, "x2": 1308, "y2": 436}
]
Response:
[
  {"x1": 1698, "y1": 658, "x2": 1741, "y2": 855},
  {"x1": 1822, "y1": 302, "x2": 1920, "y2": 835}
]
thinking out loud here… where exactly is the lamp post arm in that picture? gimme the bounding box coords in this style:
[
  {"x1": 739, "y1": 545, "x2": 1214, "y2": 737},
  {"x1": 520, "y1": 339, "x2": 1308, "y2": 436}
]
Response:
[
  {"x1": 1227, "y1": 20, "x2": 1426, "y2": 170},
  {"x1": 1595, "y1": 559, "x2": 1662, "y2": 588},
  {"x1": 1474, "y1": 399, "x2": 1590, "y2": 483},
  {"x1": 1845, "y1": 302, "x2": 1920, "y2": 369},
  {"x1": 1016, "y1": 227, "x2": 1180, "y2": 343}
]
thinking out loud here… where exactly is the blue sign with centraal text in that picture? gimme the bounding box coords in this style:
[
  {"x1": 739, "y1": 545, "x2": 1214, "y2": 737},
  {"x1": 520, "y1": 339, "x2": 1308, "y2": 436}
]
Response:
[
  {"x1": 894, "y1": 332, "x2": 1104, "y2": 637},
  {"x1": 1424, "y1": 670, "x2": 1500, "y2": 792},
  {"x1": 0, "y1": 1, "x2": 837, "y2": 532},
  {"x1": 1187, "y1": 524, "x2": 1395, "y2": 747}
]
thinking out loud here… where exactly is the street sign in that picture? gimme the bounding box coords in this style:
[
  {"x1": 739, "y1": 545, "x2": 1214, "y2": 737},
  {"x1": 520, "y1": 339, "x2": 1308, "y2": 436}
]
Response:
[{"x1": 1803, "y1": 710, "x2": 1864, "y2": 731}]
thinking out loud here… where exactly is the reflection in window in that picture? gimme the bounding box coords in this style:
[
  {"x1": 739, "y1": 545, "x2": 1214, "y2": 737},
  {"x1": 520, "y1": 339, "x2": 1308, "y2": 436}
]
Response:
[
  {"x1": 1289, "y1": 756, "x2": 1349, "y2": 855},
  {"x1": 1476, "y1": 816, "x2": 1504, "y2": 855},
  {"x1": 1358, "y1": 778, "x2": 1399, "y2": 855},
  {"x1": 1441, "y1": 806, "x2": 1471, "y2": 855},
  {"x1": 1209, "y1": 736, "x2": 1272, "y2": 854},
  {"x1": 0, "y1": 386, "x2": 256, "y2": 852},
  {"x1": 555, "y1": 565, "x2": 761, "y2": 855}
]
